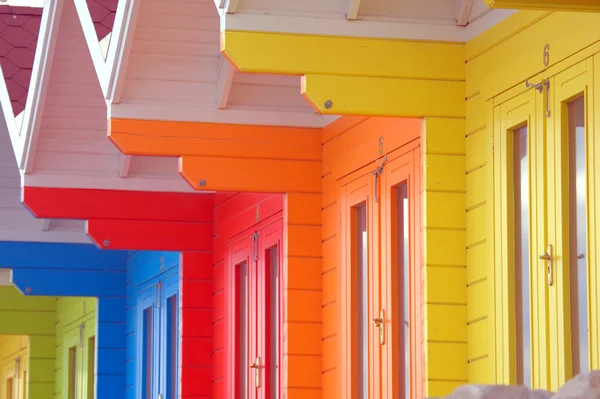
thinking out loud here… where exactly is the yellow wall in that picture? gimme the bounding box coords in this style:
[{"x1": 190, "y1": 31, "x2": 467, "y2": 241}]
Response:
[
  {"x1": 0, "y1": 336, "x2": 28, "y2": 399},
  {"x1": 422, "y1": 117, "x2": 468, "y2": 396},
  {"x1": 0, "y1": 286, "x2": 56, "y2": 399},
  {"x1": 0, "y1": 286, "x2": 96, "y2": 399},
  {"x1": 465, "y1": 9, "x2": 600, "y2": 386}
]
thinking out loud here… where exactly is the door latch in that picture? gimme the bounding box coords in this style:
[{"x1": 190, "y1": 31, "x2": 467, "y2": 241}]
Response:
[
  {"x1": 539, "y1": 244, "x2": 553, "y2": 286},
  {"x1": 372, "y1": 309, "x2": 385, "y2": 345},
  {"x1": 525, "y1": 78, "x2": 551, "y2": 118},
  {"x1": 250, "y1": 357, "x2": 261, "y2": 388}
]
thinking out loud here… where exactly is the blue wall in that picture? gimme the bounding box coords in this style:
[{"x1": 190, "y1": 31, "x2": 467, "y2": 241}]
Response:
[{"x1": 0, "y1": 242, "x2": 179, "y2": 399}]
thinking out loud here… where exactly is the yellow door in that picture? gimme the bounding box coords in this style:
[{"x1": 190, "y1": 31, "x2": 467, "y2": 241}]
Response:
[
  {"x1": 546, "y1": 59, "x2": 595, "y2": 389},
  {"x1": 493, "y1": 58, "x2": 597, "y2": 391},
  {"x1": 81, "y1": 320, "x2": 96, "y2": 399},
  {"x1": 493, "y1": 87, "x2": 548, "y2": 388}
]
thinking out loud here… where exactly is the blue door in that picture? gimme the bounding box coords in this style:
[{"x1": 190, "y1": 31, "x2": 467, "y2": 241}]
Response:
[{"x1": 138, "y1": 269, "x2": 179, "y2": 399}]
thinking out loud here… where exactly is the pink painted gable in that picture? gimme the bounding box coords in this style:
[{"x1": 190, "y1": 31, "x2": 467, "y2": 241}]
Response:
[
  {"x1": 86, "y1": 0, "x2": 117, "y2": 41},
  {"x1": 0, "y1": 6, "x2": 41, "y2": 117}
]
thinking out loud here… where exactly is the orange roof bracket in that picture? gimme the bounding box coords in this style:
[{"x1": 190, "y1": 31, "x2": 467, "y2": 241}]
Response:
[
  {"x1": 178, "y1": 156, "x2": 322, "y2": 193},
  {"x1": 109, "y1": 118, "x2": 322, "y2": 161}
]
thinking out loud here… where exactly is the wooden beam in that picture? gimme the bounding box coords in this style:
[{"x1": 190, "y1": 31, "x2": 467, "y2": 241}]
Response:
[
  {"x1": 483, "y1": 0, "x2": 600, "y2": 11},
  {"x1": 109, "y1": 119, "x2": 321, "y2": 160},
  {"x1": 179, "y1": 156, "x2": 321, "y2": 193},
  {"x1": 221, "y1": 30, "x2": 465, "y2": 118},
  {"x1": 41, "y1": 219, "x2": 52, "y2": 231},
  {"x1": 221, "y1": 30, "x2": 465, "y2": 81},
  {"x1": 225, "y1": 0, "x2": 239, "y2": 13},
  {"x1": 456, "y1": 0, "x2": 476, "y2": 26},
  {"x1": 86, "y1": 219, "x2": 212, "y2": 251},
  {"x1": 118, "y1": 154, "x2": 132, "y2": 177},
  {"x1": 22, "y1": 187, "x2": 213, "y2": 222},
  {"x1": 347, "y1": 0, "x2": 362, "y2": 19},
  {"x1": 216, "y1": 56, "x2": 235, "y2": 109},
  {"x1": 301, "y1": 74, "x2": 466, "y2": 118}
]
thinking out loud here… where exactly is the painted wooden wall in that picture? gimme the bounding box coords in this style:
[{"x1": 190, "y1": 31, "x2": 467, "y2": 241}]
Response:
[
  {"x1": 0, "y1": 335, "x2": 28, "y2": 399},
  {"x1": 179, "y1": 251, "x2": 213, "y2": 399},
  {"x1": 320, "y1": 116, "x2": 467, "y2": 398},
  {"x1": 54, "y1": 297, "x2": 97, "y2": 399},
  {"x1": 0, "y1": 242, "x2": 128, "y2": 399},
  {"x1": 0, "y1": 286, "x2": 55, "y2": 399},
  {"x1": 464, "y1": 10, "x2": 600, "y2": 385},
  {"x1": 30, "y1": 0, "x2": 187, "y2": 191},
  {"x1": 422, "y1": 117, "x2": 467, "y2": 395},
  {"x1": 0, "y1": 287, "x2": 98, "y2": 399},
  {"x1": 124, "y1": 0, "x2": 313, "y2": 119}
]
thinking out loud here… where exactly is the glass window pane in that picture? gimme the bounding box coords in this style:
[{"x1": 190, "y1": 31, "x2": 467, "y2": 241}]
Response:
[
  {"x1": 514, "y1": 125, "x2": 531, "y2": 387},
  {"x1": 238, "y1": 262, "x2": 248, "y2": 399},
  {"x1": 167, "y1": 295, "x2": 178, "y2": 399},
  {"x1": 87, "y1": 336, "x2": 95, "y2": 399},
  {"x1": 268, "y1": 246, "x2": 279, "y2": 399},
  {"x1": 142, "y1": 308, "x2": 153, "y2": 399},
  {"x1": 396, "y1": 183, "x2": 410, "y2": 398},
  {"x1": 568, "y1": 96, "x2": 589, "y2": 374},
  {"x1": 354, "y1": 203, "x2": 368, "y2": 399},
  {"x1": 68, "y1": 346, "x2": 77, "y2": 399}
]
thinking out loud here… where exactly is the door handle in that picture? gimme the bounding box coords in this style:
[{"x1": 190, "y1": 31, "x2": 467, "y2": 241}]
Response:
[
  {"x1": 539, "y1": 245, "x2": 553, "y2": 286},
  {"x1": 250, "y1": 357, "x2": 260, "y2": 388},
  {"x1": 372, "y1": 309, "x2": 385, "y2": 345}
]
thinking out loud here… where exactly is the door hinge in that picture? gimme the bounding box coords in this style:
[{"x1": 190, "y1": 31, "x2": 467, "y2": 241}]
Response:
[
  {"x1": 525, "y1": 78, "x2": 550, "y2": 118},
  {"x1": 79, "y1": 323, "x2": 85, "y2": 348},
  {"x1": 372, "y1": 155, "x2": 387, "y2": 203},
  {"x1": 156, "y1": 281, "x2": 163, "y2": 308},
  {"x1": 251, "y1": 232, "x2": 260, "y2": 261}
]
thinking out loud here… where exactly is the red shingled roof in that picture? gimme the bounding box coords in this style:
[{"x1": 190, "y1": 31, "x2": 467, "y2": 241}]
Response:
[
  {"x1": 0, "y1": 6, "x2": 41, "y2": 117},
  {"x1": 86, "y1": 0, "x2": 117, "y2": 41}
]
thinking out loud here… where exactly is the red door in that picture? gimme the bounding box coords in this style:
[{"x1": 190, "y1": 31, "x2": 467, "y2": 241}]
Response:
[{"x1": 230, "y1": 215, "x2": 283, "y2": 399}]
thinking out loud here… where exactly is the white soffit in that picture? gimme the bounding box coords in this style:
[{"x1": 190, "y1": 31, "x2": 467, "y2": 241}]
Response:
[
  {"x1": 218, "y1": 0, "x2": 517, "y2": 43},
  {"x1": 72, "y1": 0, "x2": 330, "y2": 127}
]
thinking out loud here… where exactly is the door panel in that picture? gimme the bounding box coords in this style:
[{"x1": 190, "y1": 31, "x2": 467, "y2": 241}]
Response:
[
  {"x1": 494, "y1": 88, "x2": 548, "y2": 388},
  {"x1": 138, "y1": 285, "x2": 157, "y2": 399},
  {"x1": 341, "y1": 172, "x2": 377, "y2": 399},
  {"x1": 341, "y1": 140, "x2": 421, "y2": 399},
  {"x1": 230, "y1": 237, "x2": 253, "y2": 399},
  {"x1": 162, "y1": 272, "x2": 179, "y2": 399},
  {"x1": 549, "y1": 60, "x2": 593, "y2": 388},
  {"x1": 381, "y1": 147, "x2": 421, "y2": 399},
  {"x1": 230, "y1": 216, "x2": 283, "y2": 399},
  {"x1": 258, "y1": 220, "x2": 283, "y2": 399},
  {"x1": 493, "y1": 59, "x2": 597, "y2": 390}
]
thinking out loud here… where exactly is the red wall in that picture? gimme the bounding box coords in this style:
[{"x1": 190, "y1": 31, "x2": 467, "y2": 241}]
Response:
[
  {"x1": 181, "y1": 251, "x2": 214, "y2": 398},
  {"x1": 211, "y1": 193, "x2": 284, "y2": 398}
]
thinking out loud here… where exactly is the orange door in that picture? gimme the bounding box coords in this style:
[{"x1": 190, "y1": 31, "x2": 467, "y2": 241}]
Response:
[
  {"x1": 341, "y1": 140, "x2": 421, "y2": 399},
  {"x1": 380, "y1": 147, "x2": 422, "y2": 399},
  {"x1": 230, "y1": 216, "x2": 283, "y2": 399}
]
